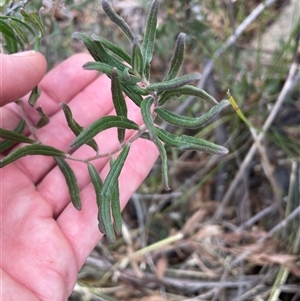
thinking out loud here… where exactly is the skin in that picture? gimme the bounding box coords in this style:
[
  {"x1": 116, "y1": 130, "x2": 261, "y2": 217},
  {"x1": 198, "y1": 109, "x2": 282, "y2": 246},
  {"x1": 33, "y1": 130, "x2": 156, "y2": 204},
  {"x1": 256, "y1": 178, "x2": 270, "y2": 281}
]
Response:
[{"x1": 0, "y1": 52, "x2": 158, "y2": 300}]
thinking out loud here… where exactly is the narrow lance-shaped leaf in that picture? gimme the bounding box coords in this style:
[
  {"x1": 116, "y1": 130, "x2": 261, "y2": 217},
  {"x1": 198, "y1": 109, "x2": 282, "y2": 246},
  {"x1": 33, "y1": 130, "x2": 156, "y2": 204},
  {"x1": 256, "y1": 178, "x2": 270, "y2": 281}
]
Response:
[
  {"x1": 20, "y1": 9, "x2": 44, "y2": 37},
  {"x1": 141, "y1": 96, "x2": 157, "y2": 141},
  {"x1": 92, "y1": 39, "x2": 128, "y2": 71},
  {"x1": 111, "y1": 68, "x2": 128, "y2": 143},
  {"x1": 28, "y1": 86, "x2": 41, "y2": 107},
  {"x1": 0, "y1": 144, "x2": 66, "y2": 168},
  {"x1": 155, "y1": 99, "x2": 230, "y2": 128},
  {"x1": 8, "y1": 18, "x2": 29, "y2": 44},
  {"x1": 28, "y1": 11, "x2": 45, "y2": 36},
  {"x1": 0, "y1": 119, "x2": 27, "y2": 152},
  {"x1": 147, "y1": 73, "x2": 201, "y2": 92},
  {"x1": 155, "y1": 138, "x2": 170, "y2": 190},
  {"x1": 121, "y1": 84, "x2": 143, "y2": 107},
  {"x1": 35, "y1": 106, "x2": 50, "y2": 128},
  {"x1": 83, "y1": 62, "x2": 140, "y2": 85},
  {"x1": 91, "y1": 34, "x2": 131, "y2": 64},
  {"x1": 142, "y1": 0, "x2": 160, "y2": 80},
  {"x1": 70, "y1": 116, "x2": 139, "y2": 150},
  {"x1": 101, "y1": 0, "x2": 135, "y2": 43},
  {"x1": 163, "y1": 32, "x2": 185, "y2": 82},
  {"x1": 180, "y1": 135, "x2": 228, "y2": 154},
  {"x1": 157, "y1": 128, "x2": 228, "y2": 155},
  {"x1": 101, "y1": 143, "x2": 130, "y2": 243},
  {"x1": 1, "y1": 16, "x2": 36, "y2": 36},
  {"x1": 0, "y1": 19, "x2": 17, "y2": 40},
  {"x1": 110, "y1": 158, "x2": 122, "y2": 235},
  {"x1": 159, "y1": 85, "x2": 218, "y2": 106},
  {"x1": 72, "y1": 32, "x2": 100, "y2": 61},
  {"x1": 0, "y1": 19, "x2": 18, "y2": 53},
  {"x1": 60, "y1": 103, "x2": 99, "y2": 152},
  {"x1": 55, "y1": 157, "x2": 82, "y2": 210},
  {"x1": 0, "y1": 127, "x2": 35, "y2": 145},
  {"x1": 87, "y1": 162, "x2": 105, "y2": 233},
  {"x1": 131, "y1": 38, "x2": 144, "y2": 77}
]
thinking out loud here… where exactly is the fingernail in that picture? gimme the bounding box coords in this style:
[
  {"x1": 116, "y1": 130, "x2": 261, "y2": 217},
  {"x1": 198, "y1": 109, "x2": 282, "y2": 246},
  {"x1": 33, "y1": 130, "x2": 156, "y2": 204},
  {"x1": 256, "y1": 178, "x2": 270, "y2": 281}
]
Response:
[{"x1": 11, "y1": 50, "x2": 36, "y2": 57}]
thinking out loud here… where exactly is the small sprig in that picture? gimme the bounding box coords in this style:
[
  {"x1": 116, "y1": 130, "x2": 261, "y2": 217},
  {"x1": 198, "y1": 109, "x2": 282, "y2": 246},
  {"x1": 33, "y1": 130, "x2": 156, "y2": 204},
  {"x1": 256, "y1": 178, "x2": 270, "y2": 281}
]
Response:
[{"x1": 0, "y1": 0, "x2": 230, "y2": 243}]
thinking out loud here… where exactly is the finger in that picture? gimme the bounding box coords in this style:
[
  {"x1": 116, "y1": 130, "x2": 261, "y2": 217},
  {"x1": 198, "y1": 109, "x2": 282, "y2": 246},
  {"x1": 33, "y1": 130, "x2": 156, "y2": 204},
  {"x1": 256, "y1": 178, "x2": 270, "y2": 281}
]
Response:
[
  {"x1": 0, "y1": 51, "x2": 47, "y2": 105},
  {"x1": 2, "y1": 53, "x2": 99, "y2": 131},
  {"x1": 56, "y1": 138, "x2": 159, "y2": 268},
  {"x1": 36, "y1": 95, "x2": 144, "y2": 216}
]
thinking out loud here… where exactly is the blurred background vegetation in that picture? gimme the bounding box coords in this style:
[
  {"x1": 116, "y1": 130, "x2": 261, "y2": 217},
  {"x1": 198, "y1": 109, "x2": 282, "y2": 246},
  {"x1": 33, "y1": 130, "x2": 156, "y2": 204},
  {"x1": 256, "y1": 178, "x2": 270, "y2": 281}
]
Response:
[{"x1": 1, "y1": 0, "x2": 299, "y2": 300}]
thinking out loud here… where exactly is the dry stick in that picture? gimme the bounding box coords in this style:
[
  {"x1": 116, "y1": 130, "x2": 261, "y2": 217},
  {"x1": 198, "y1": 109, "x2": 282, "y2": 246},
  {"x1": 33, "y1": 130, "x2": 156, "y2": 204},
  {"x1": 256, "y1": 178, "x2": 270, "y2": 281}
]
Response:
[
  {"x1": 213, "y1": 62, "x2": 300, "y2": 221},
  {"x1": 120, "y1": 270, "x2": 264, "y2": 292},
  {"x1": 236, "y1": 203, "x2": 278, "y2": 231}
]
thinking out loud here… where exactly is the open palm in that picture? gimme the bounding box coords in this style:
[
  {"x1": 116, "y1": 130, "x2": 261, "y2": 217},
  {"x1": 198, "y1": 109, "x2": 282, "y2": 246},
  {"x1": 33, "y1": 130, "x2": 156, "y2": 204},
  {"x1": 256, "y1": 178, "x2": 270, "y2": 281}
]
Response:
[{"x1": 0, "y1": 52, "x2": 158, "y2": 301}]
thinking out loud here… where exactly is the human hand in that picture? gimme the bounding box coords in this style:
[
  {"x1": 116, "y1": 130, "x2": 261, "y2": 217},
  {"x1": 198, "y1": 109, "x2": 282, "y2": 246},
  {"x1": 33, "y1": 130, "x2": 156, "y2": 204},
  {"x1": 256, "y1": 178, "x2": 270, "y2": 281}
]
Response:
[{"x1": 0, "y1": 52, "x2": 158, "y2": 300}]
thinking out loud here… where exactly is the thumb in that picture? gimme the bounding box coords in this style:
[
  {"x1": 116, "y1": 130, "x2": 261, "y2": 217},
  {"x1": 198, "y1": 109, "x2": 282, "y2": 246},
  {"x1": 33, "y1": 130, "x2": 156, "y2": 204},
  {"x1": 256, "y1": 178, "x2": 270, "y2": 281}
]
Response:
[{"x1": 0, "y1": 51, "x2": 47, "y2": 105}]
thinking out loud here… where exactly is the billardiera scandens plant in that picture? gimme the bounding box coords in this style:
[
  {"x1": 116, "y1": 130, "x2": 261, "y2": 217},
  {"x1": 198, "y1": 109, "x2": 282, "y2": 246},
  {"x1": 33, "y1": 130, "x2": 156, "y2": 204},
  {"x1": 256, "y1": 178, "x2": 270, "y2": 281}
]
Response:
[{"x1": 0, "y1": 0, "x2": 231, "y2": 243}]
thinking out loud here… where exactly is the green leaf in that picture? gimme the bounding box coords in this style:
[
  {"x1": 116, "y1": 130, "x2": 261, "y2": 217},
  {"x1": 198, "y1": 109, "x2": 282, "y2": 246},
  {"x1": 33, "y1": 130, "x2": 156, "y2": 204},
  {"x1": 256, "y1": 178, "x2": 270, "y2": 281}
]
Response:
[
  {"x1": 147, "y1": 73, "x2": 201, "y2": 92},
  {"x1": 163, "y1": 32, "x2": 185, "y2": 82},
  {"x1": 157, "y1": 128, "x2": 228, "y2": 155},
  {"x1": 28, "y1": 86, "x2": 41, "y2": 107},
  {"x1": 87, "y1": 162, "x2": 105, "y2": 233},
  {"x1": 55, "y1": 157, "x2": 82, "y2": 210},
  {"x1": 159, "y1": 85, "x2": 218, "y2": 106},
  {"x1": 72, "y1": 32, "x2": 100, "y2": 61},
  {"x1": 0, "y1": 19, "x2": 18, "y2": 53},
  {"x1": 155, "y1": 99, "x2": 230, "y2": 128},
  {"x1": 0, "y1": 19, "x2": 16, "y2": 40},
  {"x1": 110, "y1": 158, "x2": 122, "y2": 235},
  {"x1": 101, "y1": 0, "x2": 135, "y2": 43},
  {"x1": 142, "y1": 0, "x2": 160, "y2": 80},
  {"x1": 155, "y1": 138, "x2": 170, "y2": 190},
  {"x1": 141, "y1": 96, "x2": 156, "y2": 141},
  {"x1": 20, "y1": 9, "x2": 44, "y2": 37},
  {"x1": 83, "y1": 62, "x2": 140, "y2": 85},
  {"x1": 35, "y1": 106, "x2": 50, "y2": 129},
  {"x1": 131, "y1": 38, "x2": 144, "y2": 77},
  {"x1": 180, "y1": 135, "x2": 228, "y2": 154},
  {"x1": 60, "y1": 103, "x2": 99, "y2": 152},
  {"x1": 111, "y1": 68, "x2": 128, "y2": 143},
  {"x1": 8, "y1": 18, "x2": 29, "y2": 44},
  {"x1": 121, "y1": 84, "x2": 144, "y2": 107},
  {"x1": 28, "y1": 11, "x2": 45, "y2": 36},
  {"x1": 0, "y1": 144, "x2": 66, "y2": 168},
  {"x1": 91, "y1": 34, "x2": 131, "y2": 64},
  {"x1": 0, "y1": 127, "x2": 35, "y2": 145},
  {"x1": 0, "y1": 119, "x2": 26, "y2": 152},
  {"x1": 70, "y1": 116, "x2": 139, "y2": 150},
  {"x1": 101, "y1": 143, "x2": 130, "y2": 243},
  {"x1": 1, "y1": 16, "x2": 36, "y2": 36},
  {"x1": 92, "y1": 38, "x2": 128, "y2": 71}
]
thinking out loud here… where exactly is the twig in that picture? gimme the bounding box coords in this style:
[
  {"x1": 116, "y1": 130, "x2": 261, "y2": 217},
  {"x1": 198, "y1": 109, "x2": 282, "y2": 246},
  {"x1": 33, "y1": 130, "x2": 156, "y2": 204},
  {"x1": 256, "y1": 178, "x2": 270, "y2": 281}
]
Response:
[
  {"x1": 5, "y1": 0, "x2": 31, "y2": 15},
  {"x1": 67, "y1": 126, "x2": 147, "y2": 162},
  {"x1": 236, "y1": 203, "x2": 278, "y2": 231}
]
